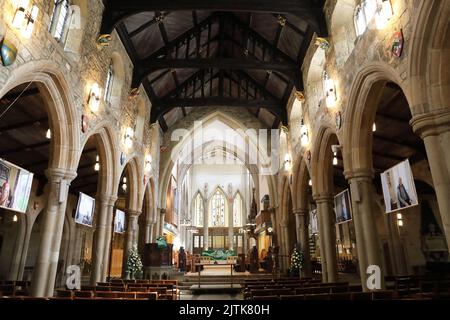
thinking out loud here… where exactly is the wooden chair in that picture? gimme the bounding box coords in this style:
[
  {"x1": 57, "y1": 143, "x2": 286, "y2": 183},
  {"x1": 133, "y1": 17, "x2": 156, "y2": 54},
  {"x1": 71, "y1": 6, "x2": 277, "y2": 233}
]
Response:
[
  {"x1": 329, "y1": 292, "x2": 351, "y2": 300},
  {"x1": 117, "y1": 292, "x2": 136, "y2": 299},
  {"x1": 280, "y1": 295, "x2": 305, "y2": 300},
  {"x1": 110, "y1": 286, "x2": 126, "y2": 292},
  {"x1": 253, "y1": 295, "x2": 280, "y2": 300},
  {"x1": 74, "y1": 291, "x2": 94, "y2": 298},
  {"x1": 128, "y1": 286, "x2": 147, "y2": 292},
  {"x1": 96, "y1": 291, "x2": 118, "y2": 299},
  {"x1": 136, "y1": 292, "x2": 157, "y2": 300},
  {"x1": 95, "y1": 286, "x2": 111, "y2": 292},
  {"x1": 251, "y1": 289, "x2": 273, "y2": 297},
  {"x1": 331, "y1": 286, "x2": 349, "y2": 293},
  {"x1": 304, "y1": 293, "x2": 330, "y2": 300},
  {"x1": 351, "y1": 292, "x2": 372, "y2": 300},
  {"x1": 372, "y1": 290, "x2": 395, "y2": 300},
  {"x1": 56, "y1": 290, "x2": 73, "y2": 298}
]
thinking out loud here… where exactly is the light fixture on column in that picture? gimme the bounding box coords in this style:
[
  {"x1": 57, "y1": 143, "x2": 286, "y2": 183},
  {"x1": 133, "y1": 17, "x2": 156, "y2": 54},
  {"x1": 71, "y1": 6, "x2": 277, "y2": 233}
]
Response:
[
  {"x1": 12, "y1": 0, "x2": 39, "y2": 39},
  {"x1": 300, "y1": 119, "x2": 309, "y2": 147},
  {"x1": 94, "y1": 155, "x2": 100, "y2": 171},
  {"x1": 145, "y1": 154, "x2": 152, "y2": 172},
  {"x1": 121, "y1": 177, "x2": 127, "y2": 191},
  {"x1": 87, "y1": 83, "x2": 101, "y2": 113},
  {"x1": 332, "y1": 144, "x2": 341, "y2": 166},
  {"x1": 284, "y1": 153, "x2": 291, "y2": 171},
  {"x1": 46, "y1": 128, "x2": 51, "y2": 139},
  {"x1": 308, "y1": 179, "x2": 312, "y2": 186},
  {"x1": 397, "y1": 213, "x2": 404, "y2": 227},
  {"x1": 13, "y1": 214, "x2": 18, "y2": 222},
  {"x1": 124, "y1": 127, "x2": 134, "y2": 149},
  {"x1": 376, "y1": 0, "x2": 394, "y2": 29},
  {"x1": 324, "y1": 71, "x2": 337, "y2": 108},
  {"x1": 372, "y1": 122, "x2": 377, "y2": 132}
]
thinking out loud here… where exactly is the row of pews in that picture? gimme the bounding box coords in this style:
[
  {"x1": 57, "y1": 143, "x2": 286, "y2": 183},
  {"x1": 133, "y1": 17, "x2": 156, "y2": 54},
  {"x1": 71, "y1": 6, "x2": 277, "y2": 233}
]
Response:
[
  {"x1": 0, "y1": 279, "x2": 178, "y2": 301},
  {"x1": 243, "y1": 276, "x2": 450, "y2": 300}
]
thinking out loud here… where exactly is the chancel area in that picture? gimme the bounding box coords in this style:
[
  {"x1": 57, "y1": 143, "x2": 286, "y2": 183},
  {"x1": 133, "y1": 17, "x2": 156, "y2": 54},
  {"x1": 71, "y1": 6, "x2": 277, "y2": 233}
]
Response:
[{"x1": 0, "y1": 0, "x2": 450, "y2": 303}]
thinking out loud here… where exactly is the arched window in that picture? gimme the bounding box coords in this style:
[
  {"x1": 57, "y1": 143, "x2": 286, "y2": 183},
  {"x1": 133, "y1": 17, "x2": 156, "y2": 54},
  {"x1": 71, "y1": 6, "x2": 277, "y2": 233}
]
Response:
[
  {"x1": 354, "y1": 0, "x2": 379, "y2": 37},
  {"x1": 233, "y1": 193, "x2": 243, "y2": 227},
  {"x1": 194, "y1": 193, "x2": 204, "y2": 227},
  {"x1": 49, "y1": 0, "x2": 71, "y2": 42},
  {"x1": 210, "y1": 189, "x2": 226, "y2": 227},
  {"x1": 104, "y1": 63, "x2": 114, "y2": 103}
]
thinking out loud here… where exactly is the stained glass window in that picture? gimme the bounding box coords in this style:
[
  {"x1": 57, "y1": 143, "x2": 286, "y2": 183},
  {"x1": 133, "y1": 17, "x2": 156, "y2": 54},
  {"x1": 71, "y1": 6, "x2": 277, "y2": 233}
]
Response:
[
  {"x1": 104, "y1": 63, "x2": 114, "y2": 102},
  {"x1": 194, "y1": 193, "x2": 203, "y2": 227},
  {"x1": 211, "y1": 189, "x2": 226, "y2": 227},
  {"x1": 233, "y1": 193, "x2": 243, "y2": 227}
]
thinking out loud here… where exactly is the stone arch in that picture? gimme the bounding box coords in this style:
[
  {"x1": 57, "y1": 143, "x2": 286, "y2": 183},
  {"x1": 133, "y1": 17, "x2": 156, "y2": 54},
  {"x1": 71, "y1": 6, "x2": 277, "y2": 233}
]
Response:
[
  {"x1": 158, "y1": 110, "x2": 277, "y2": 213},
  {"x1": 119, "y1": 157, "x2": 142, "y2": 212},
  {"x1": 409, "y1": 0, "x2": 450, "y2": 113},
  {"x1": 304, "y1": 44, "x2": 326, "y2": 119},
  {"x1": 79, "y1": 123, "x2": 119, "y2": 198},
  {"x1": 0, "y1": 61, "x2": 80, "y2": 172},
  {"x1": 343, "y1": 62, "x2": 408, "y2": 174},
  {"x1": 292, "y1": 157, "x2": 312, "y2": 211},
  {"x1": 330, "y1": 0, "x2": 357, "y2": 67},
  {"x1": 311, "y1": 125, "x2": 341, "y2": 196}
]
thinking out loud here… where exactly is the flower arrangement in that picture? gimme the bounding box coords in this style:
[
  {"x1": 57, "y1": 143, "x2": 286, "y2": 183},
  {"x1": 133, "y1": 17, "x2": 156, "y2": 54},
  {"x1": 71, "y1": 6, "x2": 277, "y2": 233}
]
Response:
[{"x1": 126, "y1": 246, "x2": 143, "y2": 278}]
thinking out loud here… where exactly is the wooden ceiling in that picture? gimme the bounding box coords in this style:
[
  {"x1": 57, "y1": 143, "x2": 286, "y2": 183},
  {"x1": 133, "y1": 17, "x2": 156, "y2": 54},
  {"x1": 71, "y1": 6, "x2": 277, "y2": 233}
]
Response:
[
  {"x1": 0, "y1": 83, "x2": 49, "y2": 188},
  {"x1": 100, "y1": 0, "x2": 327, "y2": 130}
]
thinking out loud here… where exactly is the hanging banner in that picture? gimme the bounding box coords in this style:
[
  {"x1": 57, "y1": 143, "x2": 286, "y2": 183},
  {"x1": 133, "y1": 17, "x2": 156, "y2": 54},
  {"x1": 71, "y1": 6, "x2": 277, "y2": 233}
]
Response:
[
  {"x1": 0, "y1": 159, "x2": 34, "y2": 213},
  {"x1": 381, "y1": 159, "x2": 419, "y2": 213}
]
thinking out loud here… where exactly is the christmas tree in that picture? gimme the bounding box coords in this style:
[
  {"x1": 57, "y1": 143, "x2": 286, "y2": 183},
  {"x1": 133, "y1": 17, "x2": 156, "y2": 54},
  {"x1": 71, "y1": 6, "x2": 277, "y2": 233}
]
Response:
[
  {"x1": 126, "y1": 246, "x2": 143, "y2": 278},
  {"x1": 289, "y1": 245, "x2": 304, "y2": 276}
]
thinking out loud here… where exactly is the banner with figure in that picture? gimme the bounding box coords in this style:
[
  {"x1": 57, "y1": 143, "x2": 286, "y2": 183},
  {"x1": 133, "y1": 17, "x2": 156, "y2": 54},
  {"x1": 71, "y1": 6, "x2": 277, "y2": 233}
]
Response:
[
  {"x1": 0, "y1": 159, "x2": 33, "y2": 213},
  {"x1": 381, "y1": 159, "x2": 418, "y2": 213}
]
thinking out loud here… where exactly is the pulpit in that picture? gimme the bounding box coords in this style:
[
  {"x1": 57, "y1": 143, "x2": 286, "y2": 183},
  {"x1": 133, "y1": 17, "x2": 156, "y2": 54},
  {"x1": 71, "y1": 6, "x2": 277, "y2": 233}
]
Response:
[
  {"x1": 143, "y1": 243, "x2": 173, "y2": 267},
  {"x1": 142, "y1": 243, "x2": 180, "y2": 280}
]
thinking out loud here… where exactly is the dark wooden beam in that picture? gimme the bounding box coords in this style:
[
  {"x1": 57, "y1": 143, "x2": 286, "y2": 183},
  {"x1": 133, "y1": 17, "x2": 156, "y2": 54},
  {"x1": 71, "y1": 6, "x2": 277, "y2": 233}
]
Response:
[
  {"x1": 142, "y1": 13, "x2": 218, "y2": 61},
  {"x1": 0, "y1": 117, "x2": 48, "y2": 132},
  {"x1": 100, "y1": 0, "x2": 325, "y2": 34},
  {"x1": 153, "y1": 97, "x2": 283, "y2": 109},
  {"x1": 373, "y1": 133, "x2": 426, "y2": 155},
  {"x1": 0, "y1": 87, "x2": 40, "y2": 106},
  {"x1": 0, "y1": 141, "x2": 49, "y2": 157},
  {"x1": 132, "y1": 58, "x2": 297, "y2": 88}
]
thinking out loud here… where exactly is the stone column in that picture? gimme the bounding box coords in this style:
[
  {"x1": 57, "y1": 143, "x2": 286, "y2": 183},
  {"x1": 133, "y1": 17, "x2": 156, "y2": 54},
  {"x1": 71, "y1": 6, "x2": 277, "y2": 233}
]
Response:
[
  {"x1": 159, "y1": 209, "x2": 166, "y2": 236},
  {"x1": 279, "y1": 221, "x2": 290, "y2": 273},
  {"x1": 91, "y1": 194, "x2": 113, "y2": 285},
  {"x1": 203, "y1": 199, "x2": 209, "y2": 250},
  {"x1": 346, "y1": 171, "x2": 385, "y2": 290},
  {"x1": 294, "y1": 209, "x2": 312, "y2": 278},
  {"x1": 315, "y1": 195, "x2": 338, "y2": 283},
  {"x1": 102, "y1": 196, "x2": 117, "y2": 281},
  {"x1": 125, "y1": 210, "x2": 141, "y2": 256},
  {"x1": 228, "y1": 198, "x2": 234, "y2": 250},
  {"x1": 31, "y1": 168, "x2": 76, "y2": 297},
  {"x1": 411, "y1": 111, "x2": 450, "y2": 252},
  {"x1": 386, "y1": 212, "x2": 408, "y2": 275}
]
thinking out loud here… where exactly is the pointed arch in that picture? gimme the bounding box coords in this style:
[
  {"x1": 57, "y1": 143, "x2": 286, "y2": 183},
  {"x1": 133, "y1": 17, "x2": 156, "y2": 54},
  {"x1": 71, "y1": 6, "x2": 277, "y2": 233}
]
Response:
[
  {"x1": 192, "y1": 191, "x2": 204, "y2": 227},
  {"x1": 233, "y1": 191, "x2": 244, "y2": 227}
]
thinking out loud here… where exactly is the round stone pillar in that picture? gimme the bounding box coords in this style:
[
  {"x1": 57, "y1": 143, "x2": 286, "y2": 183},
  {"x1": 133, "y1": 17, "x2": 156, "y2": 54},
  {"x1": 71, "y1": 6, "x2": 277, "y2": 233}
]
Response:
[
  {"x1": 314, "y1": 194, "x2": 338, "y2": 283},
  {"x1": 31, "y1": 168, "x2": 77, "y2": 297},
  {"x1": 293, "y1": 208, "x2": 312, "y2": 278}
]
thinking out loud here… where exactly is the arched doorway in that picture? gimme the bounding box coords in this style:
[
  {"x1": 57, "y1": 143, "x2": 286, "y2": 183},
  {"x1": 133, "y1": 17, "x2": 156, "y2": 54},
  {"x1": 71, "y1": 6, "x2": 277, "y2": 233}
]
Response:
[{"x1": 0, "y1": 83, "x2": 53, "y2": 282}]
